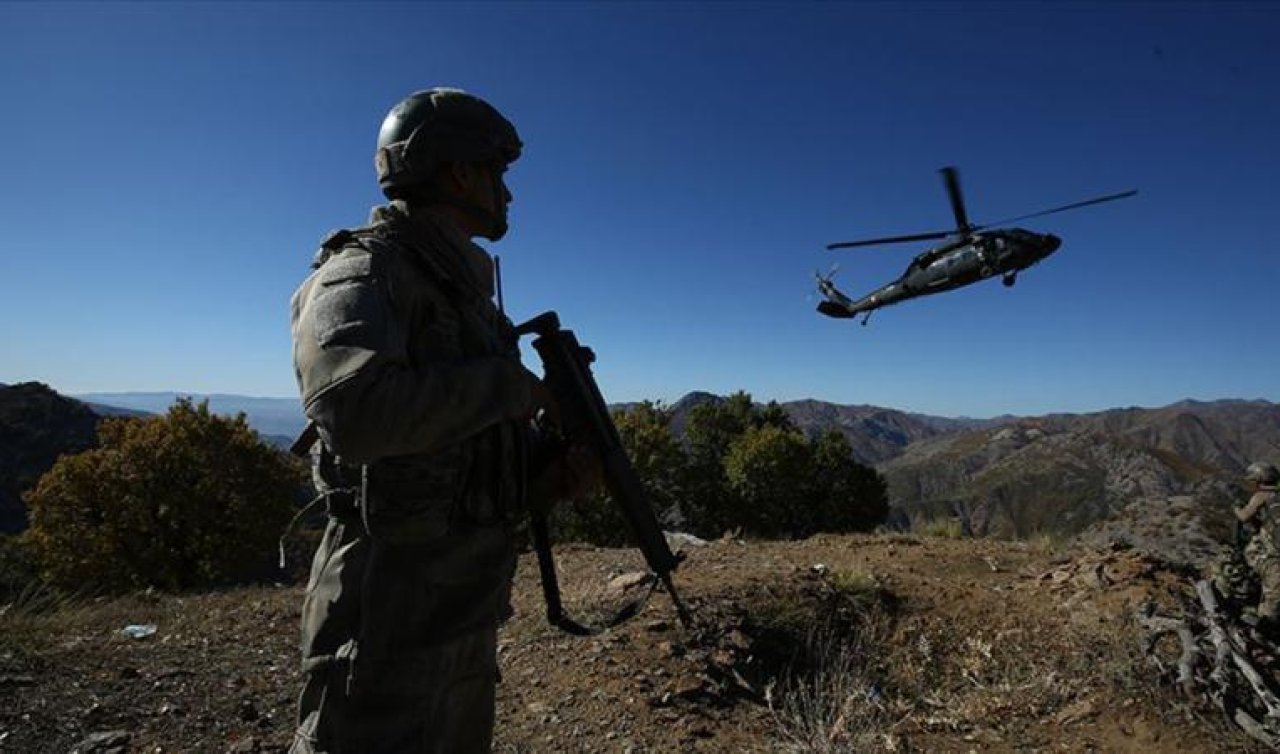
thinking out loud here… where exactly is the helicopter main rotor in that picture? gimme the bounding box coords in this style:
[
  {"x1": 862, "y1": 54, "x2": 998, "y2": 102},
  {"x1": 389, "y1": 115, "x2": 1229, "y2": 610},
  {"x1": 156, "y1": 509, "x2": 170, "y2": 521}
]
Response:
[{"x1": 826, "y1": 166, "x2": 1136, "y2": 251}]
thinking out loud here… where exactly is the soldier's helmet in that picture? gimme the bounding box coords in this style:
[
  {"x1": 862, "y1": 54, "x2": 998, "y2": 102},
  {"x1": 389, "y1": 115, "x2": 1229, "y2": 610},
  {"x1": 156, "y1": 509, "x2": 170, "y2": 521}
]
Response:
[
  {"x1": 374, "y1": 88, "x2": 522, "y2": 200},
  {"x1": 1246, "y1": 462, "x2": 1280, "y2": 486}
]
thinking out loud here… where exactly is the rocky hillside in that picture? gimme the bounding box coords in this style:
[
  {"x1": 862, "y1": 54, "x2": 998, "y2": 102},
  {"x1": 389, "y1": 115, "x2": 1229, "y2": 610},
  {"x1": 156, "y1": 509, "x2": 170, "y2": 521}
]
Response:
[
  {"x1": 878, "y1": 400, "x2": 1280, "y2": 565},
  {"x1": 0, "y1": 383, "x2": 101, "y2": 533}
]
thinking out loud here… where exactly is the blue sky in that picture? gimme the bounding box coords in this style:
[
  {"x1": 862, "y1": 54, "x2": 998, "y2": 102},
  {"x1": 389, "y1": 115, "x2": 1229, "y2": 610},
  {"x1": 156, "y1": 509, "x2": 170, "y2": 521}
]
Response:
[{"x1": 1, "y1": 2, "x2": 1276, "y2": 418}]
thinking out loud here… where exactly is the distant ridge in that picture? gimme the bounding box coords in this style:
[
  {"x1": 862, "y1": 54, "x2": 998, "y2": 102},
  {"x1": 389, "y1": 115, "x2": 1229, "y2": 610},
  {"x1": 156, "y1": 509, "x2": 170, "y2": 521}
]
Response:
[
  {"x1": 76, "y1": 392, "x2": 306, "y2": 439},
  {"x1": 0, "y1": 383, "x2": 101, "y2": 533}
]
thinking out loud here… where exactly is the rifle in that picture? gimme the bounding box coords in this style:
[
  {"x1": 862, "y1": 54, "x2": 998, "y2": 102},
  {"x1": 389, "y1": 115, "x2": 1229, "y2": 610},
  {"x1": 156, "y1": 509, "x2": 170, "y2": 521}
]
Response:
[{"x1": 515, "y1": 311, "x2": 694, "y2": 635}]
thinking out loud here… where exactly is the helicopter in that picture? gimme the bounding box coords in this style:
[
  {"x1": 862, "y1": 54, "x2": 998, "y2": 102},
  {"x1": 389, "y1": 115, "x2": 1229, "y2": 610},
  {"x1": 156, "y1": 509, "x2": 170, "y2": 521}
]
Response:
[{"x1": 816, "y1": 166, "x2": 1136, "y2": 324}]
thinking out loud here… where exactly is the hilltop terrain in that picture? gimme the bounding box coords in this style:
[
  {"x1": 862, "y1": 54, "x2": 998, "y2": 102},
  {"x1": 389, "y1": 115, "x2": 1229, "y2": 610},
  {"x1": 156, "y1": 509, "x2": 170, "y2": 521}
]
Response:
[
  {"x1": 3, "y1": 384, "x2": 1278, "y2": 750},
  {"x1": 0, "y1": 533, "x2": 1263, "y2": 753},
  {"x1": 0, "y1": 383, "x2": 100, "y2": 533}
]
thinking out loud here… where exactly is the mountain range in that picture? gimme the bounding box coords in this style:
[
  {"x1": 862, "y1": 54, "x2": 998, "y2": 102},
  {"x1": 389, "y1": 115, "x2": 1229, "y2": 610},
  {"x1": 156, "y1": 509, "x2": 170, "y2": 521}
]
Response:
[
  {"x1": 4, "y1": 383, "x2": 1277, "y2": 564},
  {"x1": 75, "y1": 392, "x2": 307, "y2": 439}
]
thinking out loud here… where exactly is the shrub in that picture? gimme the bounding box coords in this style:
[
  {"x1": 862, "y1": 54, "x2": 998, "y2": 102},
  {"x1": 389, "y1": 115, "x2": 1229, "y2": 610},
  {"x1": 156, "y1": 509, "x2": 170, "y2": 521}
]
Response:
[
  {"x1": 725, "y1": 425, "x2": 816, "y2": 537},
  {"x1": 550, "y1": 391, "x2": 890, "y2": 544},
  {"x1": 811, "y1": 430, "x2": 889, "y2": 534},
  {"x1": 23, "y1": 399, "x2": 307, "y2": 593}
]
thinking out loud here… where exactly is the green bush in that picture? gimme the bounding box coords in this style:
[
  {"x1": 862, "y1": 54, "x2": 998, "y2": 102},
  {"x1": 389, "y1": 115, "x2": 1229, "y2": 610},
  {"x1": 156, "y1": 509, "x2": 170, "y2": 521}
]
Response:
[
  {"x1": 549, "y1": 392, "x2": 890, "y2": 545},
  {"x1": 725, "y1": 425, "x2": 816, "y2": 537},
  {"x1": 23, "y1": 399, "x2": 307, "y2": 593}
]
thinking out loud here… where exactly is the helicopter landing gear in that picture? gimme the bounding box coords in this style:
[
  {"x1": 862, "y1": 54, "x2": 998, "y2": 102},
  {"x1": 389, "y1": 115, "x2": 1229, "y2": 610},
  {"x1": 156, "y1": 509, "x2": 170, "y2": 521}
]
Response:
[{"x1": 1002, "y1": 273, "x2": 1017, "y2": 287}]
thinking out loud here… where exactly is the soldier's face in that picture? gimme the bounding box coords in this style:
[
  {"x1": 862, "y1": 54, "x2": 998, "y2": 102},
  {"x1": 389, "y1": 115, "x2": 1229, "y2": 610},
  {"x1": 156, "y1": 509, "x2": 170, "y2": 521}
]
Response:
[{"x1": 457, "y1": 160, "x2": 511, "y2": 242}]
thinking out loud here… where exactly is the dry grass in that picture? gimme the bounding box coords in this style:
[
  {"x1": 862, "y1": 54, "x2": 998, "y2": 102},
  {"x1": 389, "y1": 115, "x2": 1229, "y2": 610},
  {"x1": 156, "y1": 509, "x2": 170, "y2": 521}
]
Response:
[
  {"x1": 757, "y1": 568, "x2": 902, "y2": 751},
  {"x1": 768, "y1": 616, "x2": 897, "y2": 752},
  {"x1": 916, "y1": 516, "x2": 965, "y2": 539},
  {"x1": 0, "y1": 582, "x2": 168, "y2": 657},
  {"x1": 1025, "y1": 529, "x2": 1068, "y2": 555},
  {"x1": 758, "y1": 557, "x2": 1195, "y2": 752}
]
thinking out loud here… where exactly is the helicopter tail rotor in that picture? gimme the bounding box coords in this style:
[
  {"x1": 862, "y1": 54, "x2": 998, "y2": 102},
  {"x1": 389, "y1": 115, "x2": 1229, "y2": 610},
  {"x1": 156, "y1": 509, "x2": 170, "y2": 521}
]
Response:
[{"x1": 815, "y1": 263, "x2": 840, "y2": 285}]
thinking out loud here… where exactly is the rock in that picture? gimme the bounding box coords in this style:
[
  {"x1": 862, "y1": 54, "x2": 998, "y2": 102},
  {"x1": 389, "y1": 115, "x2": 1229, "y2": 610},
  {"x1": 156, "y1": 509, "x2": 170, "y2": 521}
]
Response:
[
  {"x1": 1053, "y1": 698, "x2": 1097, "y2": 726},
  {"x1": 1075, "y1": 564, "x2": 1109, "y2": 590},
  {"x1": 724, "y1": 629, "x2": 752, "y2": 651},
  {"x1": 238, "y1": 698, "x2": 260, "y2": 722},
  {"x1": 0, "y1": 674, "x2": 34, "y2": 688},
  {"x1": 672, "y1": 675, "x2": 705, "y2": 699},
  {"x1": 665, "y1": 532, "x2": 708, "y2": 548},
  {"x1": 608, "y1": 572, "x2": 654, "y2": 593},
  {"x1": 708, "y1": 648, "x2": 735, "y2": 667},
  {"x1": 657, "y1": 640, "x2": 685, "y2": 658},
  {"x1": 72, "y1": 730, "x2": 131, "y2": 753},
  {"x1": 228, "y1": 737, "x2": 259, "y2": 753}
]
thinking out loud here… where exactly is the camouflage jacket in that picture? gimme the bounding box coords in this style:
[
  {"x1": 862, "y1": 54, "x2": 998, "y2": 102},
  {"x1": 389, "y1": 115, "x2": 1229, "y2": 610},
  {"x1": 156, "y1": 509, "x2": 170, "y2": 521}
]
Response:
[
  {"x1": 1239, "y1": 487, "x2": 1280, "y2": 554},
  {"x1": 290, "y1": 201, "x2": 536, "y2": 538}
]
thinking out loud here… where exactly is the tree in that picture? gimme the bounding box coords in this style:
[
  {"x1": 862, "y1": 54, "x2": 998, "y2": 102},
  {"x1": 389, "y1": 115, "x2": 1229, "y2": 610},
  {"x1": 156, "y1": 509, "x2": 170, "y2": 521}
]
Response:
[
  {"x1": 757, "y1": 400, "x2": 797, "y2": 433},
  {"x1": 614, "y1": 401, "x2": 686, "y2": 525},
  {"x1": 549, "y1": 401, "x2": 686, "y2": 546},
  {"x1": 682, "y1": 392, "x2": 757, "y2": 536},
  {"x1": 724, "y1": 424, "x2": 816, "y2": 537},
  {"x1": 811, "y1": 429, "x2": 889, "y2": 532},
  {"x1": 24, "y1": 399, "x2": 307, "y2": 593}
]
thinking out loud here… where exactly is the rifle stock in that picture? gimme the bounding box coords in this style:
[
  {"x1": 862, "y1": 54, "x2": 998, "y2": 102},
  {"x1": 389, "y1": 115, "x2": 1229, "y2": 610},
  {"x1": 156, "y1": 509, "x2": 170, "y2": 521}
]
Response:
[{"x1": 516, "y1": 311, "x2": 693, "y2": 632}]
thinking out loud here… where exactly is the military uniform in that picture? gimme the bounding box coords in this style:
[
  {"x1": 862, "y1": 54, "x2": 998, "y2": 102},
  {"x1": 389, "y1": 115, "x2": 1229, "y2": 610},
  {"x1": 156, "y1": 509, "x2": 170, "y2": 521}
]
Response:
[
  {"x1": 1238, "y1": 480, "x2": 1280, "y2": 621},
  {"x1": 288, "y1": 198, "x2": 538, "y2": 753}
]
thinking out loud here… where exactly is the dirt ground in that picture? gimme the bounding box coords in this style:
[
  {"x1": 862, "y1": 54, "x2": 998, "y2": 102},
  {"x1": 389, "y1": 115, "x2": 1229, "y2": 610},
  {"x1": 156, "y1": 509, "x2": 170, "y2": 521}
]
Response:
[{"x1": 0, "y1": 533, "x2": 1263, "y2": 753}]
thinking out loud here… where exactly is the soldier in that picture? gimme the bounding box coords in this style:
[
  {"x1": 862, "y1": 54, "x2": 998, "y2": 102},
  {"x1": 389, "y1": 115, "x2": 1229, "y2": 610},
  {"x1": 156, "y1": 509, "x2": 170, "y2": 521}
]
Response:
[
  {"x1": 288, "y1": 88, "x2": 586, "y2": 753},
  {"x1": 1236, "y1": 461, "x2": 1280, "y2": 631}
]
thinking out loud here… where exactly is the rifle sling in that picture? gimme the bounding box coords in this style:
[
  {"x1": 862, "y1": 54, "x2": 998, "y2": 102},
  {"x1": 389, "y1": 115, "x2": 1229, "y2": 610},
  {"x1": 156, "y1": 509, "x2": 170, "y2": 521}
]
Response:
[{"x1": 530, "y1": 510, "x2": 659, "y2": 637}]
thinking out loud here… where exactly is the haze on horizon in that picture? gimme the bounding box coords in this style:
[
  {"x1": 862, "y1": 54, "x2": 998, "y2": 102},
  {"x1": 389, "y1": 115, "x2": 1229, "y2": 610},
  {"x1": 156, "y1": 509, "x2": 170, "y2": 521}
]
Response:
[{"x1": 2, "y1": 3, "x2": 1276, "y2": 418}]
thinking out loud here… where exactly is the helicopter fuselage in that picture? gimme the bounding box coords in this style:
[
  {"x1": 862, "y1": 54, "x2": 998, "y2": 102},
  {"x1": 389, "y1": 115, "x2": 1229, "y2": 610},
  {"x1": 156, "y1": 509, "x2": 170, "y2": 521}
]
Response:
[{"x1": 817, "y1": 228, "x2": 1061, "y2": 320}]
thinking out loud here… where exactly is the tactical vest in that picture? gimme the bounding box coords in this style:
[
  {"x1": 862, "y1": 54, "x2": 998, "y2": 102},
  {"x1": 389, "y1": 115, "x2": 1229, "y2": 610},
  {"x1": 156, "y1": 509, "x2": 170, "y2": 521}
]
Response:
[{"x1": 300, "y1": 211, "x2": 527, "y2": 540}]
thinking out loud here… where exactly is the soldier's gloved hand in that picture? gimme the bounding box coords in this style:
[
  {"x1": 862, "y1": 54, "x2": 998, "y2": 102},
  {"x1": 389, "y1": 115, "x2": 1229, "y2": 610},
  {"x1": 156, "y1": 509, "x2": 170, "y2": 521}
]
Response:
[{"x1": 520, "y1": 367, "x2": 556, "y2": 420}]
